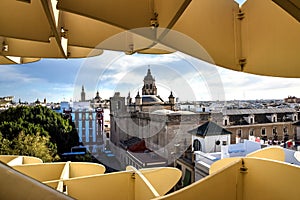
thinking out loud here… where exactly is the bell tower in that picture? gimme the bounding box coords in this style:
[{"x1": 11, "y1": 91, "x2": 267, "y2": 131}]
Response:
[
  {"x1": 81, "y1": 85, "x2": 86, "y2": 102},
  {"x1": 142, "y1": 67, "x2": 157, "y2": 95}
]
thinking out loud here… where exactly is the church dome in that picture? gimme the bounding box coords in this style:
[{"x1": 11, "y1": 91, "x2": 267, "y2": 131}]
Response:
[
  {"x1": 144, "y1": 69, "x2": 155, "y2": 81},
  {"x1": 142, "y1": 68, "x2": 157, "y2": 95},
  {"x1": 142, "y1": 95, "x2": 164, "y2": 104}
]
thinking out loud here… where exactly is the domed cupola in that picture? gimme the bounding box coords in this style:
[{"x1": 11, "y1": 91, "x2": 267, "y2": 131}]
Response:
[{"x1": 142, "y1": 68, "x2": 157, "y2": 95}]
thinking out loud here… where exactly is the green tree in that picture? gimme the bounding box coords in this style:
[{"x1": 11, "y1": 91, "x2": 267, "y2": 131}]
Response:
[
  {"x1": 11, "y1": 131, "x2": 58, "y2": 162},
  {"x1": 0, "y1": 106, "x2": 80, "y2": 161},
  {"x1": 0, "y1": 132, "x2": 12, "y2": 155}
]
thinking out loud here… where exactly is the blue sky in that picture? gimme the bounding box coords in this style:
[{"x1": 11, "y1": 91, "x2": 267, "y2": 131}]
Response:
[
  {"x1": 2, "y1": 0, "x2": 300, "y2": 103},
  {"x1": 2, "y1": 50, "x2": 300, "y2": 103}
]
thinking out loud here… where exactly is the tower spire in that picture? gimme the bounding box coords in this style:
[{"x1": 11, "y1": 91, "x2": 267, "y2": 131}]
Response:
[
  {"x1": 142, "y1": 67, "x2": 157, "y2": 95},
  {"x1": 81, "y1": 85, "x2": 86, "y2": 102}
]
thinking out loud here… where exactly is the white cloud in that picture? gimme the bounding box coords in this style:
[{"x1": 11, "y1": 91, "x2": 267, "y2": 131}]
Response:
[
  {"x1": 80, "y1": 51, "x2": 227, "y2": 101},
  {"x1": 218, "y1": 68, "x2": 300, "y2": 100},
  {"x1": 0, "y1": 66, "x2": 41, "y2": 83},
  {"x1": 3, "y1": 48, "x2": 300, "y2": 103},
  {"x1": 122, "y1": 51, "x2": 178, "y2": 66},
  {"x1": 74, "y1": 51, "x2": 190, "y2": 98},
  {"x1": 79, "y1": 51, "x2": 182, "y2": 74}
]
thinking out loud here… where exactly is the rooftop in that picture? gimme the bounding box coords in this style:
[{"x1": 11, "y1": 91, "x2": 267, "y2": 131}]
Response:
[
  {"x1": 223, "y1": 108, "x2": 297, "y2": 115},
  {"x1": 189, "y1": 121, "x2": 232, "y2": 137},
  {"x1": 142, "y1": 95, "x2": 164, "y2": 104}
]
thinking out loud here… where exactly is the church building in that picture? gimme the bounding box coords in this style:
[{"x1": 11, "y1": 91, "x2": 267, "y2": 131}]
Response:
[
  {"x1": 109, "y1": 68, "x2": 210, "y2": 169},
  {"x1": 125, "y1": 68, "x2": 175, "y2": 112}
]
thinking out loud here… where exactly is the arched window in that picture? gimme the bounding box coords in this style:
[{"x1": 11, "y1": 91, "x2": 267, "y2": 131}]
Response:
[
  {"x1": 223, "y1": 116, "x2": 229, "y2": 126},
  {"x1": 224, "y1": 119, "x2": 228, "y2": 126},
  {"x1": 250, "y1": 118, "x2": 254, "y2": 124},
  {"x1": 273, "y1": 127, "x2": 278, "y2": 140},
  {"x1": 261, "y1": 128, "x2": 266, "y2": 136},
  {"x1": 193, "y1": 139, "x2": 202, "y2": 151},
  {"x1": 237, "y1": 129, "x2": 242, "y2": 137},
  {"x1": 249, "y1": 129, "x2": 254, "y2": 136},
  {"x1": 261, "y1": 127, "x2": 267, "y2": 142}
]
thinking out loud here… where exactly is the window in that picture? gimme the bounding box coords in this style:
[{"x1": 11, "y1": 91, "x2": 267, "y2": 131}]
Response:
[
  {"x1": 261, "y1": 128, "x2": 267, "y2": 142},
  {"x1": 273, "y1": 127, "x2": 278, "y2": 140},
  {"x1": 283, "y1": 127, "x2": 288, "y2": 134},
  {"x1": 224, "y1": 119, "x2": 228, "y2": 126},
  {"x1": 237, "y1": 129, "x2": 242, "y2": 137},
  {"x1": 193, "y1": 139, "x2": 202, "y2": 151},
  {"x1": 261, "y1": 128, "x2": 266, "y2": 136},
  {"x1": 250, "y1": 118, "x2": 254, "y2": 124},
  {"x1": 272, "y1": 127, "x2": 277, "y2": 135},
  {"x1": 284, "y1": 127, "x2": 289, "y2": 142},
  {"x1": 249, "y1": 129, "x2": 254, "y2": 136},
  {"x1": 223, "y1": 116, "x2": 229, "y2": 126}
]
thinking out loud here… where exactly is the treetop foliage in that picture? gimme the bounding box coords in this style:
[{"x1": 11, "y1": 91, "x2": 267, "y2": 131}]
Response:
[{"x1": 0, "y1": 106, "x2": 79, "y2": 162}]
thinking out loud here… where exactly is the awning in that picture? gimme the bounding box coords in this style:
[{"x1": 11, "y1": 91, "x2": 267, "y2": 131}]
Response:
[{"x1": 1, "y1": 0, "x2": 300, "y2": 78}]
